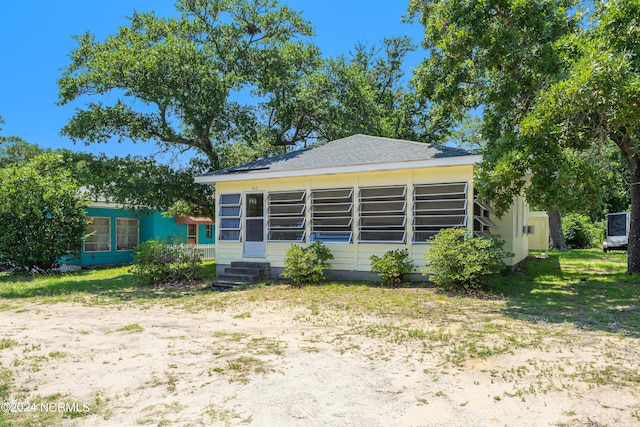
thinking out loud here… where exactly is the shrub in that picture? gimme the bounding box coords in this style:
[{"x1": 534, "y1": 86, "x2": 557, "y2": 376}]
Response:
[
  {"x1": 562, "y1": 213, "x2": 597, "y2": 249},
  {"x1": 369, "y1": 249, "x2": 415, "y2": 286},
  {"x1": 281, "y1": 241, "x2": 333, "y2": 286},
  {"x1": 131, "y1": 239, "x2": 202, "y2": 285},
  {"x1": 0, "y1": 153, "x2": 87, "y2": 272},
  {"x1": 423, "y1": 228, "x2": 511, "y2": 293}
]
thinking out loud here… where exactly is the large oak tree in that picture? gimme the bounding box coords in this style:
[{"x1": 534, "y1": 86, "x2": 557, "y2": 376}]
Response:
[
  {"x1": 523, "y1": 0, "x2": 640, "y2": 272},
  {"x1": 407, "y1": 0, "x2": 607, "y2": 252}
]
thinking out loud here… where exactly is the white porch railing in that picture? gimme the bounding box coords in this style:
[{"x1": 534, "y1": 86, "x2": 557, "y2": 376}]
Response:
[{"x1": 167, "y1": 244, "x2": 216, "y2": 261}]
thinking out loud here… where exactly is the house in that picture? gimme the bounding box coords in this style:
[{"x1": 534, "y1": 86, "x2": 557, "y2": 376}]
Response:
[
  {"x1": 63, "y1": 202, "x2": 215, "y2": 267},
  {"x1": 195, "y1": 134, "x2": 531, "y2": 280}
]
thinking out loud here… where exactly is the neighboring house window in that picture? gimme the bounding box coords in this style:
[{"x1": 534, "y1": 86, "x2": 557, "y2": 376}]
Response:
[
  {"x1": 310, "y1": 188, "x2": 353, "y2": 243},
  {"x1": 412, "y1": 182, "x2": 468, "y2": 242},
  {"x1": 218, "y1": 193, "x2": 242, "y2": 241},
  {"x1": 116, "y1": 218, "x2": 139, "y2": 251},
  {"x1": 267, "y1": 190, "x2": 306, "y2": 242},
  {"x1": 84, "y1": 217, "x2": 111, "y2": 252},
  {"x1": 205, "y1": 225, "x2": 213, "y2": 239},
  {"x1": 473, "y1": 197, "x2": 497, "y2": 237},
  {"x1": 187, "y1": 224, "x2": 197, "y2": 244},
  {"x1": 357, "y1": 185, "x2": 407, "y2": 243}
]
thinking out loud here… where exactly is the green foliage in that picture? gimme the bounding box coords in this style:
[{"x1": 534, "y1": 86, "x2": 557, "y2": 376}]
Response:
[
  {"x1": 369, "y1": 249, "x2": 415, "y2": 287},
  {"x1": 424, "y1": 228, "x2": 511, "y2": 294},
  {"x1": 562, "y1": 214, "x2": 597, "y2": 249},
  {"x1": 57, "y1": 0, "x2": 317, "y2": 170},
  {"x1": 0, "y1": 139, "x2": 43, "y2": 168},
  {"x1": 131, "y1": 239, "x2": 202, "y2": 286},
  {"x1": 281, "y1": 241, "x2": 333, "y2": 286},
  {"x1": 64, "y1": 151, "x2": 215, "y2": 218},
  {"x1": 0, "y1": 153, "x2": 87, "y2": 271},
  {"x1": 57, "y1": 1, "x2": 424, "y2": 176}
]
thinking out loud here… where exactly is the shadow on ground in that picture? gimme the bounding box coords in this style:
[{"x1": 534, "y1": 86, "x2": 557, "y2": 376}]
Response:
[
  {"x1": 490, "y1": 251, "x2": 640, "y2": 338},
  {"x1": 0, "y1": 263, "x2": 217, "y2": 302}
]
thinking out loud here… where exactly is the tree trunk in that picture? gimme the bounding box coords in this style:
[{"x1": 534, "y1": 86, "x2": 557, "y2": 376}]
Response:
[
  {"x1": 627, "y1": 160, "x2": 640, "y2": 273},
  {"x1": 549, "y1": 210, "x2": 568, "y2": 251}
]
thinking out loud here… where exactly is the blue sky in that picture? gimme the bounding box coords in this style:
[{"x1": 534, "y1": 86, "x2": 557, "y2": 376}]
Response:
[{"x1": 0, "y1": 1, "x2": 426, "y2": 161}]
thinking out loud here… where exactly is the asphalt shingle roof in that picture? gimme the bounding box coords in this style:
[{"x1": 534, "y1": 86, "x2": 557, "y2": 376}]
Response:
[{"x1": 210, "y1": 134, "x2": 474, "y2": 177}]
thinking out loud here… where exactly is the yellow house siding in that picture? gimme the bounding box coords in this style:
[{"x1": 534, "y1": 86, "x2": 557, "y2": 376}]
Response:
[
  {"x1": 528, "y1": 211, "x2": 550, "y2": 251},
  {"x1": 213, "y1": 164, "x2": 526, "y2": 275},
  {"x1": 492, "y1": 196, "x2": 530, "y2": 266}
]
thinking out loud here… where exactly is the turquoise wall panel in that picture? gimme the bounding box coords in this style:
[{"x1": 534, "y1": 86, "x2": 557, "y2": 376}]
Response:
[
  {"x1": 198, "y1": 224, "x2": 216, "y2": 244},
  {"x1": 61, "y1": 207, "x2": 214, "y2": 267},
  {"x1": 146, "y1": 213, "x2": 188, "y2": 243},
  {"x1": 78, "y1": 207, "x2": 148, "y2": 266}
]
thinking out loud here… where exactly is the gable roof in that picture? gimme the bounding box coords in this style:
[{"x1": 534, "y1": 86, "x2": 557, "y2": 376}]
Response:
[{"x1": 196, "y1": 134, "x2": 481, "y2": 183}]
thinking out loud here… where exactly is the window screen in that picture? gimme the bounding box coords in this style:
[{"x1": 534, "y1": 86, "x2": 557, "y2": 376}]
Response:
[
  {"x1": 267, "y1": 190, "x2": 306, "y2": 242},
  {"x1": 412, "y1": 182, "x2": 468, "y2": 242},
  {"x1": 473, "y1": 198, "x2": 496, "y2": 237},
  {"x1": 357, "y1": 185, "x2": 407, "y2": 243},
  {"x1": 218, "y1": 193, "x2": 241, "y2": 241},
  {"x1": 310, "y1": 188, "x2": 353, "y2": 243}
]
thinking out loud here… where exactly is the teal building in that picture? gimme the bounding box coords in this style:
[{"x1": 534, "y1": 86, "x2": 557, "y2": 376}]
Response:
[{"x1": 63, "y1": 203, "x2": 215, "y2": 267}]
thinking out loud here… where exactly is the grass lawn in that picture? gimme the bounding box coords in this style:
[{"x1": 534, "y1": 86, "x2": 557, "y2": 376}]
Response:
[
  {"x1": 0, "y1": 250, "x2": 639, "y2": 426},
  {"x1": 2, "y1": 250, "x2": 638, "y2": 335}
]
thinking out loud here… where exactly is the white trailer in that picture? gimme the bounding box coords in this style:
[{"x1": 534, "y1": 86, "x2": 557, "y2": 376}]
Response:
[{"x1": 603, "y1": 212, "x2": 630, "y2": 252}]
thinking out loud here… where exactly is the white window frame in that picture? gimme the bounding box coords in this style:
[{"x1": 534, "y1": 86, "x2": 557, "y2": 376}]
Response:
[
  {"x1": 412, "y1": 182, "x2": 468, "y2": 243},
  {"x1": 357, "y1": 185, "x2": 407, "y2": 243},
  {"x1": 267, "y1": 190, "x2": 306, "y2": 242},
  {"x1": 116, "y1": 218, "x2": 139, "y2": 252},
  {"x1": 310, "y1": 188, "x2": 353, "y2": 243},
  {"x1": 218, "y1": 193, "x2": 242, "y2": 242},
  {"x1": 84, "y1": 217, "x2": 111, "y2": 253}
]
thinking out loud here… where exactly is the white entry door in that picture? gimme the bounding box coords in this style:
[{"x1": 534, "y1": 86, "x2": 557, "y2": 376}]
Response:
[{"x1": 243, "y1": 193, "x2": 266, "y2": 258}]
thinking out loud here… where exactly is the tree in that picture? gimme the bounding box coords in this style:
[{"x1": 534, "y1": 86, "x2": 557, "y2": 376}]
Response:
[
  {"x1": 63, "y1": 151, "x2": 216, "y2": 217},
  {"x1": 0, "y1": 115, "x2": 42, "y2": 168},
  {"x1": 276, "y1": 37, "x2": 428, "y2": 144},
  {"x1": 57, "y1": 0, "x2": 319, "y2": 171},
  {"x1": 408, "y1": 0, "x2": 596, "y2": 251},
  {"x1": 58, "y1": 0, "x2": 427, "y2": 176},
  {"x1": 0, "y1": 153, "x2": 87, "y2": 271},
  {"x1": 522, "y1": 0, "x2": 640, "y2": 272}
]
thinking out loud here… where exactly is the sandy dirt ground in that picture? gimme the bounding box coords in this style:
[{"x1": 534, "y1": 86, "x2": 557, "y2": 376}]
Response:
[{"x1": 1, "y1": 301, "x2": 639, "y2": 426}]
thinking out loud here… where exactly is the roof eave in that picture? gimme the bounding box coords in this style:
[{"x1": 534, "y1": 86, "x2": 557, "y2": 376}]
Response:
[{"x1": 195, "y1": 154, "x2": 483, "y2": 184}]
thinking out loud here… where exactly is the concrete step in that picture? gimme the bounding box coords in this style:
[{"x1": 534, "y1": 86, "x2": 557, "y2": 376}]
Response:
[
  {"x1": 217, "y1": 273, "x2": 259, "y2": 283},
  {"x1": 230, "y1": 261, "x2": 271, "y2": 269},
  {"x1": 210, "y1": 281, "x2": 244, "y2": 292},
  {"x1": 224, "y1": 267, "x2": 265, "y2": 278}
]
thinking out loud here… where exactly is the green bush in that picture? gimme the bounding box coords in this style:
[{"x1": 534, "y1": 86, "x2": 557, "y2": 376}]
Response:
[
  {"x1": 281, "y1": 241, "x2": 333, "y2": 286},
  {"x1": 423, "y1": 228, "x2": 511, "y2": 293},
  {"x1": 369, "y1": 249, "x2": 415, "y2": 286},
  {"x1": 562, "y1": 213, "x2": 597, "y2": 249},
  {"x1": 0, "y1": 153, "x2": 87, "y2": 271},
  {"x1": 131, "y1": 239, "x2": 202, "y2": 285}
]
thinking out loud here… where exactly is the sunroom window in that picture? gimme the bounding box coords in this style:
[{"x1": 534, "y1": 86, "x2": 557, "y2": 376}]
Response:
[
  {"x1": 412, "y1": 182, "x2": 468, "y2": 242},
  {"x1": 267, "y1": 190, "x2": 306, "y2": 242},
  {"x1": 218, "y1": 193, "x2": 241, "y2": 241},
  {"x1": 310, "y1": 188, "x2": 353, "y2": 243},
  {"x1": 357, "y1": 185, "x2": 407, "y2": 243},
  {"x1": 474, "y1": 198, "x2": 497, "y2": 237}
]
